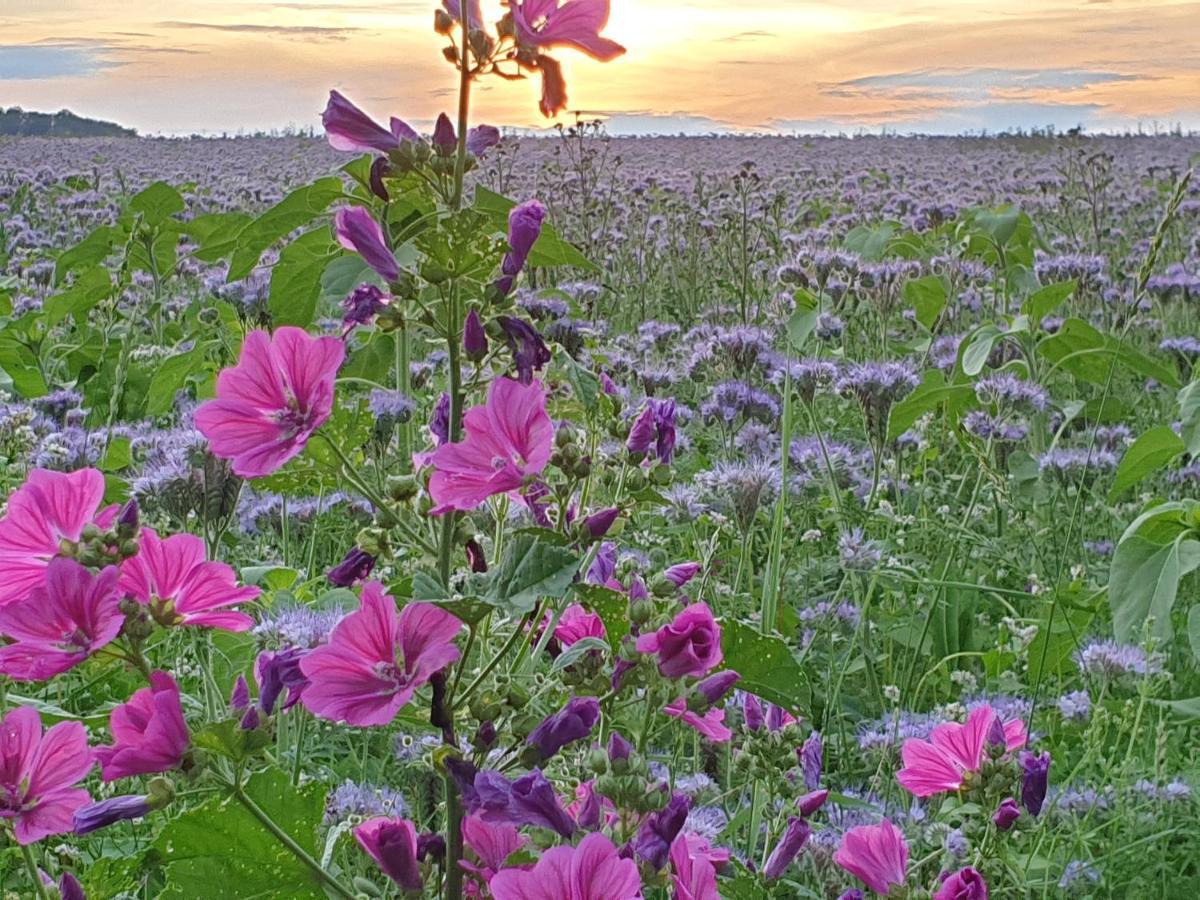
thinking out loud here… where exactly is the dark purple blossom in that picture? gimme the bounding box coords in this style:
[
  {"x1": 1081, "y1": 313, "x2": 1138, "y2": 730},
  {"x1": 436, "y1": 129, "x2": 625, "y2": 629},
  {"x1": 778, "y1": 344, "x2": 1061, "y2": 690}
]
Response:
[{"x1": 527, "y1": 696, "x2": 600, "y2": 760}]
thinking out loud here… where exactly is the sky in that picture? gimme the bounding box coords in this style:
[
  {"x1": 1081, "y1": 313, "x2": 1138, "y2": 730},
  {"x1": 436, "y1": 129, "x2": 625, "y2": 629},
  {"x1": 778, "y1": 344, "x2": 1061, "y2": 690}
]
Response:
[{"x1": 1, "y1": 0, "x2": 1198, "y2": 136}]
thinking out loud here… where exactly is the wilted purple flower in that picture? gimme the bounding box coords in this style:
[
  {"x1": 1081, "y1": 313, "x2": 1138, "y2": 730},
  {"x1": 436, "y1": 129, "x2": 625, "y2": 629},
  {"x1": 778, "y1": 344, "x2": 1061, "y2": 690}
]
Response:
[
  {"x1": 743, "y1": 693, "x2": 765, "y2": 731},
  {"x1": 993, "y1": 797, "x2": 1020, "y2": 830},
  {"x1": 229, "y1": 675, "x2": 250, "y2": 711},
  {"x1": 335, "y1": 207, "x2": 400, "y2": 283},
  {"x1": 664, "y1": 562, "x2": 700, "y2": 587},
  {"x1": 1020, "y1": 751, "x2": 1051, "y2": 816},
  {"x1": 633, "y1": 792, "x2": 689, "y2": 869},
  {"x1": 527, "y1": 696, "x2": 600, "y2": 760},
  {"x1": 585, "y1": 541, "x2": 617, "y2": 585},
  {"x1": 467, "y1": 768, "x2": 575, "y2": 837},
  {"x1": 583, "y1": 507, "x2": 620, "y2": 538},
  {"x1": 607, "y1": 731, "x2": 632, "y2": 763},
  {"x1": 117, "y1": 498, "x2": 139, "y2": 534},
  {"x1": 696, "y1": 670, "x2": 740, "y2": 706},
  {"x1": 626, "y1": 405, "x2": 656, "y2": 456},
  {"x1": 497, "y1": 316, "x2": 551, "y2": 384},
  {"x1": 496, "y1": 200, "x2": 547, "y2": 296},
  {"x1": 59, "y1": 874, "x2": 85, "y2": 900},
  {"x1": 652, "y1": 398, "x2": 676, "y2": 463},
  {"x1": 327, "y1": 548, "x2": 376, "y2": 587},
  {"x1": 465, "y1": 538, "x2": 487, "y2": 573},
  {"x1": 342, "y1": 284, "x2": 388, "y2": 327},
  {"x1": 417, "y1": 831, "x2": 446, "y2": 862},
  {"x1": 430, "y1": 392, "x2": 451, "y2": 446},
  {"x1": 369, "y1": 156, "x2": 391, "y2": 201},
  {"x1": 467, "y1": 125, "x2": 501, "y2": 156},
  {"x1": 463, "y1": 309, "x2": 488, "y2": 361},
  {"x1": 800, "y1": 731, "x2": 823, "y2": 790},
  {"x1": 764, "y1": 816, "x2": 811, "y2": 879},
  {"x1": 74, "y1": 795, "x2": 151, "y2": 835},
  {"x1": 256, "y1": 647, "x2": 310, "y2": 714}
]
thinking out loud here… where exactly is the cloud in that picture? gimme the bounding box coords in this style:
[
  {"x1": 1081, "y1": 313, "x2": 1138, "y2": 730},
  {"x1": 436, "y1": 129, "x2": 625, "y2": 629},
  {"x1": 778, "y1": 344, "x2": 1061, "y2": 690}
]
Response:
[
  {"x1": 824, "y1": 67, "x2": 1144, "y2": 103},
  {"x1": 718, "y1": 30, "x2": 774, "y2": 42},
  {"x1": 158, "y1": 21, "x2": 362, "y2": 39},
  {"x1": 0, "y1": 44, "x2": 123, "y2": 80},
  {"x1": 772, "y1": 99, "x2": 1108, "y2": 135}
]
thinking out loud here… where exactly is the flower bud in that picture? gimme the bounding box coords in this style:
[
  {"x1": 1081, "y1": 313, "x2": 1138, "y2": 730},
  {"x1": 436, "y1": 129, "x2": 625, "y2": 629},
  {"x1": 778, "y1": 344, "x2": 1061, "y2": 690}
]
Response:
[
  {"x1": 463, "y1": 308, "x2": 488, "y2": 361},
  {"x1": 993, "y1": 797, "x2": 1020, "y2": 831}
]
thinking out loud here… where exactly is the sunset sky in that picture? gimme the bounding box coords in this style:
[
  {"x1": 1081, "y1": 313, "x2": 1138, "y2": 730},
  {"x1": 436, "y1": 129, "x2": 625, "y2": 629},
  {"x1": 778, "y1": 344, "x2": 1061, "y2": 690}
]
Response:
[{"x1": 1, "y1": 0, "x2": 1198, "y2": 136}]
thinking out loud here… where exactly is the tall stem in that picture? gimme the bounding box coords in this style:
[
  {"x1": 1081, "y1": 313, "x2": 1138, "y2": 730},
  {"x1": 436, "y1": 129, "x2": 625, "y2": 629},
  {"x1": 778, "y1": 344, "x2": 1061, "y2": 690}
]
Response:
[{"x1": 21, "y1": 842, "x2": 50, "y2": 900}]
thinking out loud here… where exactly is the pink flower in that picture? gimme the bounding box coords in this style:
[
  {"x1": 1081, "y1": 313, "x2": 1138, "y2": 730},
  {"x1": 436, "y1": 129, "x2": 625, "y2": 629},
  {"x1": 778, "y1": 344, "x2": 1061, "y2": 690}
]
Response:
[
  {"x1": 355, "y1": 817, "x2": 422, "y2": 891},
  {"x1": 511, "y1": 0, "x2": 626, "y2": 62},
  {"x1": 195, "y1": 327, "x2": 345, "y2": 479},
  {"x1": 489, "y1": 831, "x2": 641, "y2": 900},
  {"x1": 636, "y1": 602, "x2": 723, "y2": 679},
  {"x1": 300, "y1": 581, "x2": 462, "y2": 726},
  {"x1": 322, "y1": 90, "x2": 418, "y2": 153},
  {"x1": 664, "y1": 698, "x2": 731, "y2": 743},
  {"x1": 94, "y1": 671, "x2": 190, "y2": 781},
  {"x1": 334, "y1": 206, "x2": 401, "y2": 283},
  {"x1": 833, "y1": 820, "x2": 909, "y2": 896},
  {"x1": 896, "y1": 705, "x2": 1026, "y2": 798},
  {"x1": 933, "y1": 866, "x2": 988, "y2": 900},
  {"x1": 461, "y1": 813, "x2": 525, "y2": 885},
  {"x1": 0, "y1": 707, "x2": 93, "y2": 845},
  {"x1": 670, "y1": 833, "x2": 720, "y2": 900},
  {"x1": 0, "y1": 467, "x2": 117, "y2": 608},
  {"x1": 554, "y1": 603, "x2": 606, "y2": 647},
  {"x1": 428, "y1": 377, "x2": 553, "y2": 514},
  {"x1": 0, "y1": 558, "x2": 122, "y2": 681},
  {"x1": 120, "y1": 529, "x2": 259, "y2": 631}
]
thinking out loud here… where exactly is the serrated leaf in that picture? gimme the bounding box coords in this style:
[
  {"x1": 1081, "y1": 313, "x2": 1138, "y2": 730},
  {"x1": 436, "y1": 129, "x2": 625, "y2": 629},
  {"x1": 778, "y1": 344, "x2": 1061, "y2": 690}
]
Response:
[
  {"x1": 1108, "y1": 426, "x2": 1185, "y2": 500},
  {"x1": 483, "y1": 533, "x2": 581, "y2": 616},
  {"x1": 719, "y1": 619, "x2": 808, "y2": 714},
  {"x1": 55, "y1": 225, "x2": 122, "y2": 284},
  {"x1": 44, "y1": 266, "x2": 110, "y2": 328}
]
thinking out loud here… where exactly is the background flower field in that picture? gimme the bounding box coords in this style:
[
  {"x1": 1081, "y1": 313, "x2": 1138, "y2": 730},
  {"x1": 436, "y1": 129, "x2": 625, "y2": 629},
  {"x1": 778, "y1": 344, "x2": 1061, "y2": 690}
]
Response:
[{"x1": 1, "y1": 27, "x2": 1199, "y2": 897}]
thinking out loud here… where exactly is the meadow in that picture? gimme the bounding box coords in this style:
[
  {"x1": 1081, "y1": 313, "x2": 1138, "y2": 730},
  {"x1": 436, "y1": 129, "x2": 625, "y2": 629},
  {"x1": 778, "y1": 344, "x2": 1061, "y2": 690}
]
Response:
[{"x1": 0, "y1": 10, "x2": 1199, "y2": 898}]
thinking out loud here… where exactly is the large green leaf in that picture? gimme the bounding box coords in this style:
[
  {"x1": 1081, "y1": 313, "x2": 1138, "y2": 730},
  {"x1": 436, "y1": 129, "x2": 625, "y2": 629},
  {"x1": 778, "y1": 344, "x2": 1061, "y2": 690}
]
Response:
[
  {"x1": 572, "y1": 583, "x2": 629, "y2": 644},
  {"x1": 1189, "y1": 605, "x2": 1200, "y2": 663},
  {"x1": 887, "y1": 370, "x2": 974, "y2": 440},
  {"x1": 787, "y1": 288, "x2": 820, "y2": 349},
  {"x1": 483, "y1": 532, "x2": 581, "y2": 615},
  {"x1": 184, "y1": 211, "x2": 253, "y2": 263},
  {"x1": 1039, "y1": 318, "x2": 1179, "y2": 388},
  {"x1": 155, "y1": 770, "x2": 327, "y2": 899},
  {"x1": 1109, "y1": 426, "x2": 1186, "y2": 500},
  {"x1": 1109, "y1": 532, "x2": 1200, "y2": 642},
  {"x1": 227, "y1": 177, "x2": 345, "y2": 281},
  {"x1": 43, "y1": 266, "x2": 110, "y2": 328},
  {"x1": 268, "y1": 229, "x2": 339, "y2": 328},
  {"x1": 146, "y1": 345, "x2": 207, "y2": 416},
  {"x1": 902, "y1": 275, "x2": 946, "y2": 330},
  {"x1": 55, "y1": 225, "x2": 122, "y2": 284},
  {"x1": 842, "y1": 221, "x2": 899, "y2": 262},
  {"x1": 961, "y1": 324, "x2": 1006, "y2": 376},
  {"x1": 719, "y1": 619, "x2": 808, "y2": 714},
  {"x1": 1178, "y1": 380, "x2": 1200, "y2": 460},
  {"x1": 129, "y1": 181, "x2": 184, "y2": 225},
  {"x1": 1022, "y1": 280, "x2": 1076, "y2": 324}
]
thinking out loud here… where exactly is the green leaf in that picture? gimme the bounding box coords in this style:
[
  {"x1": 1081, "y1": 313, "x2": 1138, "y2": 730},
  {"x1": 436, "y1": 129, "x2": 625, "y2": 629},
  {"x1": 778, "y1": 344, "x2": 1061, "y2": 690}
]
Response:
[
  {"x1": 572, "y1": 583, "x2": 629, "y2": 644},
  {"x1": 184, "y1": 211, "x2": 253, "y2": 263},
  {"x1": 887, "y1": 370, "x2": 974, "y2": 441},
  {"x1": 1189, "y1": 605, "x2": 1200, "y2": 663},
  {"x1": 1039, "y1": 318, "x2": 1180, "y2": 388},
  {"x1": 1110, "y1": 533, "x2": 1200, "y2": 642},
  {"x1": 562, "y1": 353, "x2": 600, "y2": 409},
  {"x1": 1155, "y1": 697, "x2": 1200, "y2": 721},
  {"x1": 342, "y1": 330, "x2": 395, "y2": 383},
  {"x1": 842, "y1": 221, "x2": 899, "y2": 261},
  {"x1": 902, "y1": 275, "x2": 946, "y2": 330},
  {"x1": 787, "y1": 288, "x2": 820, "y2": 349},
  {"x1": 1022, "y1": 280, "x2": 1076, "y2": 324},
  {"x1": 268, "y1": 229, "x2": 339, "y2": 328},
  {"x1": 146, "y1": 346, "x2": 206, "y2": 415},
  {"x1": 228, "y1": 177, "x2": 344, "y2": 281},
  {"x1": 552, "y1": 636, "x2": 610, "y2": 671},
  {"x1": 961, "y1": 324, "x2": 1005, "y2": 376},
  {"x1": 102, "y1": 435, "x2": 133, "y2": 472},
  {"x1": 483, "y1": 532, "x2": 581, "y2": 615},
  {"x1": 55, "y1": 225, "x2": 122, "y2": 284},
  {"x1": 1108, "y1": 426, "x2": 1186, "y2": 500},
  {"x1": 719, "y1": 619, "x2": 808, "y2": 714},
  {"x1": 975, "y1": 206, "x2": 1021, "y2": 246},
  {"x1": 43, "y1": 266, "x2": 111, "y2": 328},
  {"x1": 320, "y1": 254, "x2": 383, "y2": 308},
  {"x1": 155, "y1": 770, "x2": 326, "y2": 899},
  {"x1": 129, "y1": 181, "x2": 185, "y2": 225},
  {"x1": 474, "y1": 187, "x2": 597, "y2": 271},
  {"x1": 1178, "y1": 380, "x2": 1200, "y2": 459}
]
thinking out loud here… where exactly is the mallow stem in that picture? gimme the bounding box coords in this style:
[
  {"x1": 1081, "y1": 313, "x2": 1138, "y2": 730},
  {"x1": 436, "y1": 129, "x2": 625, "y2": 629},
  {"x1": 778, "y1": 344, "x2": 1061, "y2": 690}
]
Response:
[
  {"x1": 231, "y1": 785, "x2": 355, "y2": 900},
  {"x1": 21, "y1": 842, "x2": 50, "y2": 900}
]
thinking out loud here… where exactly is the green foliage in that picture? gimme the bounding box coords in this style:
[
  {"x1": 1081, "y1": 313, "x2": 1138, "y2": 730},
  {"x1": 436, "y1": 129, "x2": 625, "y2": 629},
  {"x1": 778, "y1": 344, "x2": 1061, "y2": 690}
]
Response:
[
  {"x1": 481, "y1": 532, "x2": 582, "y2": 616},
  {"x1": 720, "y1": 619, "x2": 809, "y2": 714}
]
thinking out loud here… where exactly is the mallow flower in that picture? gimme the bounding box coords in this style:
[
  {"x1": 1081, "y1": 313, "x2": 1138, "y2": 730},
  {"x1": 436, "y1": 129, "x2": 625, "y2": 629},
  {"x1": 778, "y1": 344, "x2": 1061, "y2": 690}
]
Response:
[
  {"x1": 195, "y1": 327, "x2": 345, "y2": 479},
  {"x1": 119, "y1": 529, "x2": 259, "y2": 631},
  {"x1": 636, "y1": 602, "x2": 723, "y2": 679},
  {"x1": 0, "y1": 467, "x2": 117, "y2": 607},
  {"x1": 933, "y1": 866, "x2": 989, "y2": 900},
  {"x1": 0, "y1": 707, "x2": 93, "y2": 845},
  {"x1": 322, "y1": 90, "x2": 418, "y2": 153},
  {"x1": 490, "y1": 831, "x2": 640, "y2": 900},
  {"x1": 428, "y1": 377, "x2": 553, "y2": 514},
  {"x1": 354, "y1": 816, "x2": 423, "y2": 892},
  {"x1": 896, "y1": 704, "x2": 1026, "y2": 798},
  {"x1": 335, "y1": 206, "x2": 401, "y2": 283},
  {"x1": 833, "y1": 819, "x2": 909, "y2": 896},
  {"x1": 670, "y1": 832, "x2": 720, "y2": 900},
  {"x1": 94, "y1": 671, "x2": 190, "y2": 781},
  {"x1": 300, "y1": 581, "x2": 462, "y2": 726}
]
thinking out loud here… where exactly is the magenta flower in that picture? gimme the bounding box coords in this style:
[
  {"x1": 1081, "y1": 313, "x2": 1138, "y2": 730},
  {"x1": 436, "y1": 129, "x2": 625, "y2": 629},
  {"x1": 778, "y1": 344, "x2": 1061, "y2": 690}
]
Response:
[
  {"x1": 300, "y1": 581, "x2": 462, "y2": 726},
  {"x1": 0, "y1": 467, "x2": 117, "y2": 608},
  {"x1": 0, "y1": 558, "x2": 122, "y2": 681},
  {"x1": 896, "y1": 705, "x2": 1026, "y2": 798},
  {"x1": 490, "y1": 831, "x2": 641, "y2": 900},
  {"x1": 94, "y1": 671, "x2": 189, "y2": 781},
  {"x1": 833, "y1": 820, "x2": 909, "y2": 896},
  {"x1": 428, "y1": 377, "x2": 553, "y2": 514},
  {"x1": 322, "y1": 90, "x2": 418, "y2": 153},
  {"x1": 933, "y1": 867, "x2": 988, "y2": 900},
  {"x1": 553, "y1": 603, "x2": 606, "y2": 647},
  {"x1": 195, "y1": 327, "x2": 345, "y2": 479},
  {"x1": 664, "y1": 698, "x2": 731, "y2": 743},
  {"x1": 442, "y1": 0, "x2": 483, "y2": 30},
  {"x1": 355, "y1": 817, "x2": 422, "y2": 892},
  {"x1": 636, "y1": 602, "x2": 723, "y2": 679},
  {"x1": 764, "y1": 816, "x2": 812, "y2": 880},
  {"x1": 495, "y1": 200, "x2": 547, "y2": 296},
  {"x1": 670, "y1": 833, "x2": 721, "y2": 900},
  {"x1": 461, "y1": 813, "x2": 525, "y2": 885},
  {"x1": 335, "y1": 206, "x2": 401, "y2": 283},
  {"x1": 512, "y1": 0, "x2": 626, "y2": 61},
  {"x1": 0, "y1": 707, "x2": 93, "y2": 845},
  {"x1": 119, "y1": 529, "x2": 259, "y2": 631}
]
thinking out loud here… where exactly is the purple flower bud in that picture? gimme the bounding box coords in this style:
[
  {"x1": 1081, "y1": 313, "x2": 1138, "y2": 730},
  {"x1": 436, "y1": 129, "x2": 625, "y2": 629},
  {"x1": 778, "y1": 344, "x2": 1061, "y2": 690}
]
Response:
[
  {"x1": 465, "y1": 538, "x2": 488, "y2": 573},
  {"x1": 633, "y1": 792, "x2": 689, "y2": 869},
  {"x1": 59, "y1": 873, "x2": 85, "y2": 900},
  {"x1": 474, "y1": 720, "x2": 497, "y2": 747},
  {"x1": 342, "y1": 283, "x2": 388, "y2": 327},
  {"x1": 576, "y1": 780, "x2": 601, "y2": 829},
  {"x1": 229, "y1": 675, "x2": 250, "y2": 711},
  {"x1": 527, "y1": 696, "x2": 600, "y2": 760},
  {"x1": 497, "y1": 315, "x2": 551, "y2": 384},
  {"x1": 663, "y1": 561, "x2": 700, "y2": 587},
  {"x1": 467, "y1": 124, "x2": 501, "y2": 156},
  {"x1": 369, "y1": 156, "x2": 391, "y2": 202},
  {"x1": 431, "y1": 392, "x2": 451, "y2": 446},
  {"x1": 743, "y1": 693, "x2": 765, "y2": 731},
  {"x1": 599, "y1": 372, "x2": 619, "y2": 395},
  {"x1": 607, "y1": 731, "x2": 633, "y2": 762},
  {"x1": 463, "y1": 308, "x2": 488, "y2": 361},
  {"x1": 117, "y1": 498, "x2": 139, "y2": 533},
  {"x1": 356, "y1": 817, "x2": 423, "y2": 891},
  {"x1": 417, "y1": 832, "x2": 446, "y2": 862},
  {"x1": 764, "y1": 816, "x2": 811, "y2": 879},
  {"x1": 696, "y1": 670, "x2": 740, "y2": 706},
  {"x1": 800, "y1": 730, "x2": 823, "y2": 790},
  {"x1": 432, "y1": 113, "x2": 457, "y2": 154},
  {"x1": 838, "y1": 892, "x2": 865, "y2": 900},
  {"x1": 495, "y1": 200, "x2": 546, "y2": 295},
  {"x1": 335, "y1": 207, "x2": 400, "y2": 283},
  {"x1": 626, "y1": 405, "x2": 656, "y2": 455},
  {"x1": 327, "y1": 548, "x2": 377, "y2": 587},
  {"x1": 797, "y1": 789, "x2": 829, "y2": 817},
  {"x1": 74, "y1": 795, "x2": 152, "y2": 835},
  {"x1": 993, "y1": 797, "x2": 1020, "y2": 830},
  {"x1": 240, "y1": 706, "x2": 261, "y2": 730},
  {"x1": 583, "y1": 507, "x2": 621, "y2": 538},
  {"x1": 1020, "y1": 750, "x2": 1051, "y2": 816},
  {"x1": 985, "y1": 715, "x2": 1006, "y2": 753},
  {"x1": 256, "y1": 647, "x2": 309, "y2": 715}
]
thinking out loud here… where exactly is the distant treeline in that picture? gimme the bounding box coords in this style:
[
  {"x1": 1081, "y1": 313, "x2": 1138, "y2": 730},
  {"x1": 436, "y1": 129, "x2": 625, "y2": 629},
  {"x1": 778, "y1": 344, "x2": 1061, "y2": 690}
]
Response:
[{"x1": 0, "y1": 108, "x2": 136, "y2": 138}]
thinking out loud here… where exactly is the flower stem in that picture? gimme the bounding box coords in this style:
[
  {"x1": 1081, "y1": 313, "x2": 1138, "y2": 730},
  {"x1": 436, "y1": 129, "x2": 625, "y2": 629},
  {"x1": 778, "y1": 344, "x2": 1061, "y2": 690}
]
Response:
[
  {"x1": 21, "y1": 842, "x2": 50, "y2": 900},
  {"x1": 231, "y1": 784, "x2": 355, "y2": 900}
]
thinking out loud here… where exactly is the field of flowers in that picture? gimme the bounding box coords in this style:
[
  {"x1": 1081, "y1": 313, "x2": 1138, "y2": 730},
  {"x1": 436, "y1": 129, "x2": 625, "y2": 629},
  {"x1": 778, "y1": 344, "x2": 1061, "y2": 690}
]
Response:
[{"x1": 1, "y1": 5, "x2": 1200, "y2": 899}]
